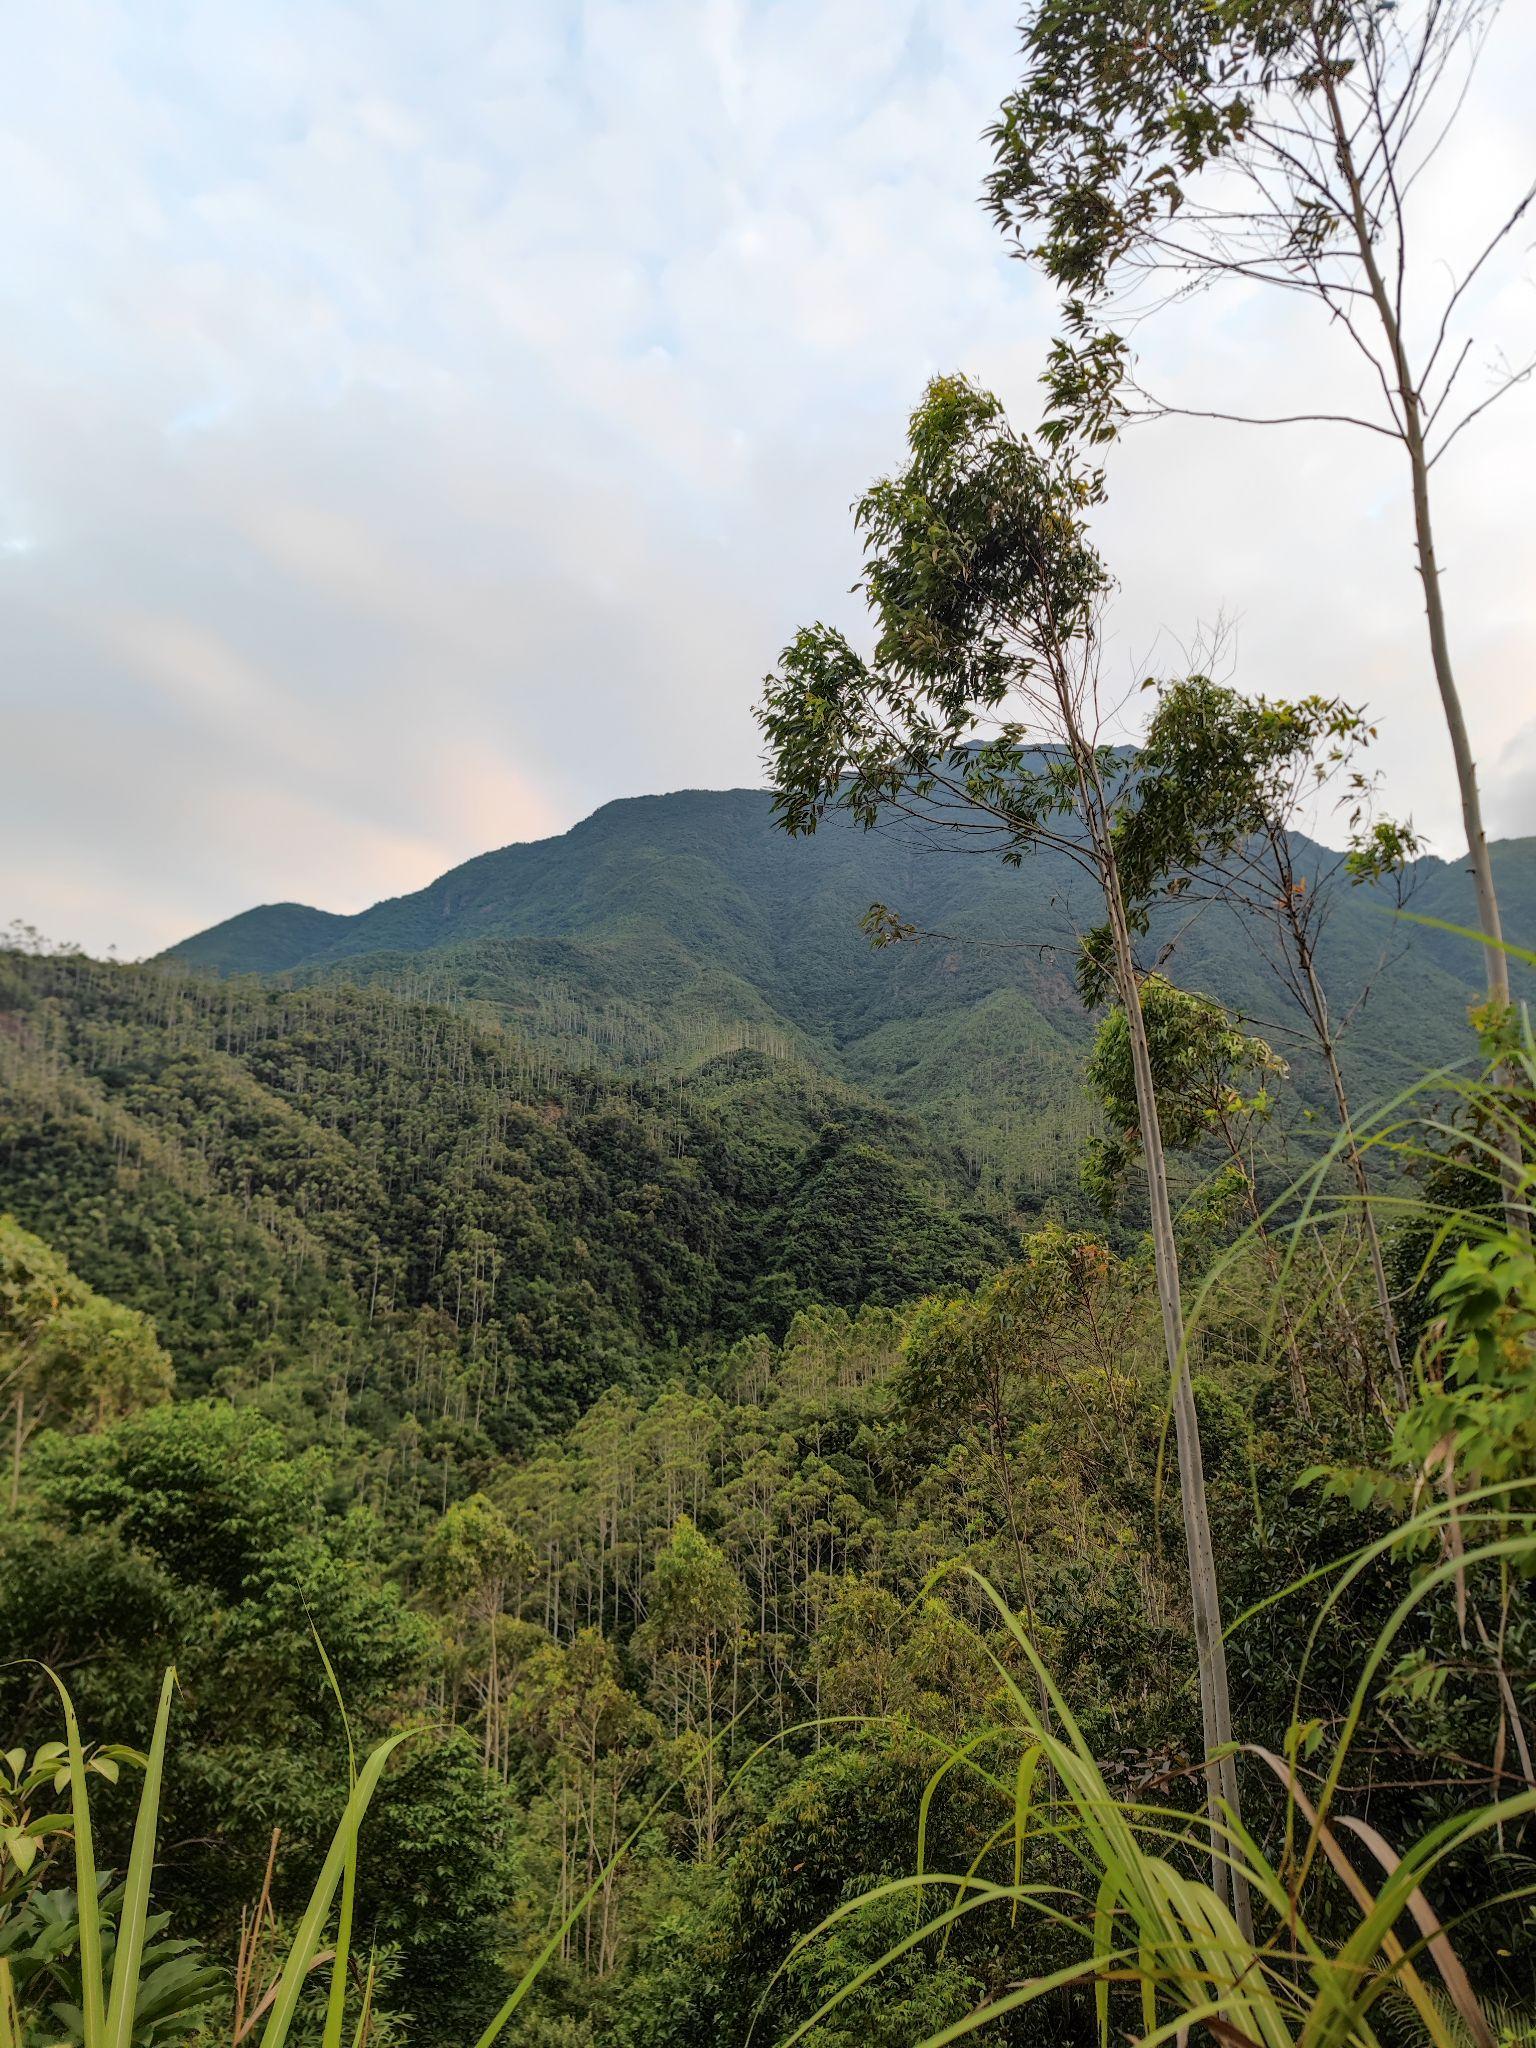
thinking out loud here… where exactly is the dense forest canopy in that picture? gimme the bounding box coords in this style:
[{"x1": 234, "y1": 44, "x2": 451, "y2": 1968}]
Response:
[{"x1": 0, "y1": 947, "x2": 1005, "y2": 1428}]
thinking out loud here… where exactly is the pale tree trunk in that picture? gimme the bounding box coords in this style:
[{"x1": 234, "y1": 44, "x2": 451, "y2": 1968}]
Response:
[
  {"x1": 698, "y1": 1659, "x2": 717, "y2": 1861},
  {"x1": 1215, "y1": 1113, "x2": 1311, "y2": 1421},
  {"x1": 10, "y1": 1391, "x2": 23, "y2": 1514},
  {"x1": 1402, "y1": 437, "x2": 1508, "y2": 1011},
  {"x1": 1291, "y1": 931, "x2": 1407, "y2": 1405},
  {"x1": 1317, "y1": 42, "x2": 1508, "y2": 1012},
  {"x1": 1317, "y1": 31, "x2": 1523, "y2": 1239},
  {"x1": 489, "y1": 1653, "x2": 498, "y2": 1773},
  {"x1": 1071, "y1": 741, "x2": 1252, "y2": 1938},
  {"x1": 8, "y1": 1386, "x2": 48, "y2": 1512}
]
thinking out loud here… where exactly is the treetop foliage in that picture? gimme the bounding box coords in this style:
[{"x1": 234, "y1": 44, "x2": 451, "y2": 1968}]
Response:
[{"x1": 759, "y1": 375, "x2": 1109, "y2": 854}]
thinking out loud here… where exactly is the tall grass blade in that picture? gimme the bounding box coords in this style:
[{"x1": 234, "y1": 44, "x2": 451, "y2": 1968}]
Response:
[
  {"x1": 1389, "y1": 911, "x2": 1536, "y2": 971},
  {"x1": 752, "y1": 1875, "x2": 1081, "y2": 2048},
  {"x1": 321, "y1": 1849, "x2": 358, "y2": 2048},
  {"x1": 787, "y1": 1558, "x2": 1536, "y2": 2048},
  {"x1": 256, "y1": 1731, "x2": 411, "y2": 2048},
  {"x1": 310, "y1": 1621, "x2": 358, "y2": 2048},
  {"x1": 104, "y1": 1667, "x2": 176, "y2": 2048},
  {"x1": 1335, "y1": 1814, "x2": 1493, "y2": 2047},
  {"x1": 0, "y1": 1958, "x2": 19, "y2": 2048},
  {"x1": 914, "y1": 1952, "x2": 1128, "y2": 2046},
  {"x1": 45, "y1": 1667, "x2": 105, "y2": 2048},
  {"x1": 349, "y1": 1956, "x2": 376, "y2": 2048}
]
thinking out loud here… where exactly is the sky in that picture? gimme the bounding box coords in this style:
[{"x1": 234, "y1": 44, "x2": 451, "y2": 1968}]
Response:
[{"x1": 4, "y1": 0, "x2": 1534, "y2": 959}]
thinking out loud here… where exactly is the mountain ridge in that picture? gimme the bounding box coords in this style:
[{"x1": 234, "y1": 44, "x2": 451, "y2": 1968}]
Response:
[
  {"x1": 166, "y1": 783, "x2": 1531, "y2": 988},
  {"x1": 158, "y1": 782, "x2": 1532, "y2": 1201}
]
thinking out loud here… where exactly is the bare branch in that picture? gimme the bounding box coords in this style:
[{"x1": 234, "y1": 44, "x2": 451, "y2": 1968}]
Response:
[
  {"x1": 1423, "y1": 177, "x2": 1536, "y2": 384},
  {"x1": 1128, "y1": 387, "x2": 1399, "y2": 440},
  {"x1": 1428, "y1": 352, "x2": 1536, "y2": 464}
]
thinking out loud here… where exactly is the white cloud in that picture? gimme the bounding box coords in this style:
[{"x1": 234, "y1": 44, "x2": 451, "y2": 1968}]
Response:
[{"x1": 2, "y1": 0, "x2": 1532, "y2": 957}]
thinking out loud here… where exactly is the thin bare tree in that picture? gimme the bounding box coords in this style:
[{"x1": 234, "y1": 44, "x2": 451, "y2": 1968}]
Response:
[{"x1": 987, "y1": 0, "x2": 1533, "y2": 1013}]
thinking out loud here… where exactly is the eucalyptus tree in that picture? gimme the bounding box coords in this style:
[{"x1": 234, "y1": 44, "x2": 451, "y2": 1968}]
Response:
[
  {"x1": 514, "y1": 1628, "x2": 658, "y2": 1973},
  {"x1": 986, "y1": 0, "x2": 1531, "y2": 1007},
  {"x1": 758, "y1": 372, "x2": 1249, "y2": 1921},
  {"x1": 633, "y1": 1515, "x2": 745, "y2": 1859},
  {"x1": 424, "y1": 1492, "x2": 535, "y2": 1776},
  {"x1": 1082, "y1": 977, "x2": 1314, "y2": 1414},
  {"x1": 1085, "y1": 677, "x2": 1415, "y2": 1397}
]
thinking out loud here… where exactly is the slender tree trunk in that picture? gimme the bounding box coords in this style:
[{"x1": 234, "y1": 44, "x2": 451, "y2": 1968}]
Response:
[
  {"x1": 10, "y1": 1392, "x2": 23, "y2": 1514},
  {"x1": 1318, "y1": 24, "x2": 1531, "y2": 1228},
  {"x1": 1073, "y1": 744, "x2": 1252, "y2": 1937},
  {"x1": 1316, "y1": 46, "x2": 1507, "y2": 1012},
  {"x1": 1317, "y1": 33, "x2": 1523, "y2": 1239},
  {"x1": 1217, "y1": 1115, "x2": 1311, "y2": 1420},
  {"x1": 483, "y1": 1603, "x2": 499, "y2": 1773},
  {"x1": 1293, "y1": 937, "x2": 1407, "y2": 1404},
  {"x1": 1402, "y1": 439, "x2": 1508, "y2": 1007}
]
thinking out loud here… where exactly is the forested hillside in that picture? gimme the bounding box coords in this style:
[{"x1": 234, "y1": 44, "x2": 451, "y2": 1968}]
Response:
[
  {"x1": 4, "y1": 855, "x2": 1534, "y2": 2043},
  {"x1": 164, "y1": 784, "x2": 1532, "y2": 1199},
  {"x1": 0, "y1": 948, "x2": 1003, "y2": 1432},
  {"x1": 7, "y1": 673, "x2": 1534, "y2": 2048},
  {"x1": 4, "y1": 996, "x2": 1531, "y2": 2043}
]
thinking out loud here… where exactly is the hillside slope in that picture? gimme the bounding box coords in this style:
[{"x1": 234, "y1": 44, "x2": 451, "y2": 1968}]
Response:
[
  {"x1": 0, "y1": 950, "x2": 1005, "y2": 1438},
  {"x1": 165, "y1": 785, "x2": 1529, "y2": 1194}
]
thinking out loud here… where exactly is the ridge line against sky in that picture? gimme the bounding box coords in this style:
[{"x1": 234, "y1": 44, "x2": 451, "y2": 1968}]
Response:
[{"x1": 4, "y1": 0, "x2": 1534, "y2": 959}]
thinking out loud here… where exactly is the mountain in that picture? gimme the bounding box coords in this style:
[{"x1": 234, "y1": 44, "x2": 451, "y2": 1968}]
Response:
[
  {"x1": 4, "y1": 777, "x2": 1518, "y2": 1480},
  {"x1": 163, "y1": 783, "x2": 1533, "y2": 1197}
]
